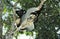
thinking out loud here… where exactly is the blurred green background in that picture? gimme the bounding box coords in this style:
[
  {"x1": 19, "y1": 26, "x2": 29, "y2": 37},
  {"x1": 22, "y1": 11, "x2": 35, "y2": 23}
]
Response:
[{"x1": 1, "y1": 0, "x2": 60, "y2": 39}]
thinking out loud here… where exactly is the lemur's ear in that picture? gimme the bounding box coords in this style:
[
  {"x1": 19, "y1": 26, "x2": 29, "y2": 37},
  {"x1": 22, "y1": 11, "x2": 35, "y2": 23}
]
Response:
[{"x1": 16, "y1": 9, "x2": 26, "y2": 18}]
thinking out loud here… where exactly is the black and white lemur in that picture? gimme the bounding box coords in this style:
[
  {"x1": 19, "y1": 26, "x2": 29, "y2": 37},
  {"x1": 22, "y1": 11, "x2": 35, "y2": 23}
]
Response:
[{"x1": 15, "y1": 0, "x2": 46, "y2": 31}]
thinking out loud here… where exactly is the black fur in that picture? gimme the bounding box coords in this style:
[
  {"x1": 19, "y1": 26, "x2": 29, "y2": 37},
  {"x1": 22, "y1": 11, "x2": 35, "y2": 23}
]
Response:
[{"x1": 16, "y1": 9, "x2": 26, "y2": 18}]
